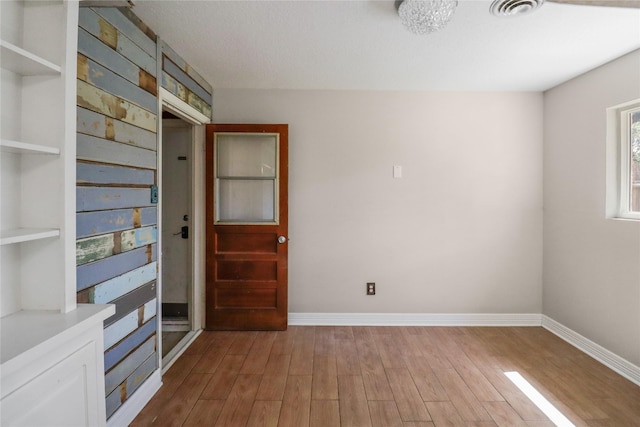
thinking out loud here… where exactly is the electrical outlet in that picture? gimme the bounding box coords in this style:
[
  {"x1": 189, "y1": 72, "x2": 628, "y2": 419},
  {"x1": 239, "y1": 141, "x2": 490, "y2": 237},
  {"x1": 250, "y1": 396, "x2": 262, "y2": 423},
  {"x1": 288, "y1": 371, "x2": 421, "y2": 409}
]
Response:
[{"x1": 367, "y1": 282, "x2": 375, "y2": 295}]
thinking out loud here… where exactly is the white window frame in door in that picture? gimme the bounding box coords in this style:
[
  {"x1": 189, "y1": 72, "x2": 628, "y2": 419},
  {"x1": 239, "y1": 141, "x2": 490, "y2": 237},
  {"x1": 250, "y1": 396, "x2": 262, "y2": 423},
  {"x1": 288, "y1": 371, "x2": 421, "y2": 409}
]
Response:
[{"x1": 158, "y1": 87, "x2": 210, "y2": 371}]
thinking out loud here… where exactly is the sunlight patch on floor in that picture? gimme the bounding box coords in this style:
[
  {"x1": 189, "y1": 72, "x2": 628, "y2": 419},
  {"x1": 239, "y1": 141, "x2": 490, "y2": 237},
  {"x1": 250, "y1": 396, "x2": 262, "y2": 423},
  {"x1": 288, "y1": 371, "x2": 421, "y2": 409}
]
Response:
[{"x1": 504, "y1": 371, "x2": 576, "y2": 427}]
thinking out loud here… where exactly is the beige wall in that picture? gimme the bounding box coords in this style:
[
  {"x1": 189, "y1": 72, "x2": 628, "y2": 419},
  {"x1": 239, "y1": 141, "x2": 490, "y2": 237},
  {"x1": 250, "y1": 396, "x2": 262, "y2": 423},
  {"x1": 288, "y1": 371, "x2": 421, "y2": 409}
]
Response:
[
  {"x1": 213, "y1": 90, "x2": 543, "y2": 314},
  {"x1": 544, "y1": 49, "x2": 640, "y2": 366}
]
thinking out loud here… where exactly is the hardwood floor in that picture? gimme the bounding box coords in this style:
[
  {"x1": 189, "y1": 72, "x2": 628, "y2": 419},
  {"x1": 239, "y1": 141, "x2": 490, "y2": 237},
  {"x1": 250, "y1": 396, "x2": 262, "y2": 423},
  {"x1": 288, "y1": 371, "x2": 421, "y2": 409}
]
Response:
[{"x1": 130, "y1": 326, "x2": 640, "y2": 426}]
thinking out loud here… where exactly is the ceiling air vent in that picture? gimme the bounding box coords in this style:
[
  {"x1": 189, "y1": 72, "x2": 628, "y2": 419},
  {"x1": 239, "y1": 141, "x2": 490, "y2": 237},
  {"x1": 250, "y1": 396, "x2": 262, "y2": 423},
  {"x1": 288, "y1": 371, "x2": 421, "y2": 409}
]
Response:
[{"x1": 490, "y1": 0, "x2": 545, "y2": 16}]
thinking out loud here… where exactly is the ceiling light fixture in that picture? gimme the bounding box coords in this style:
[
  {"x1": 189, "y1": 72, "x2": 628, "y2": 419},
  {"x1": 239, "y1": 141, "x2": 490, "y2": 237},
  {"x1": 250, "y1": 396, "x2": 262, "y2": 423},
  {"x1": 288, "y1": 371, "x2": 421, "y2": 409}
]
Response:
[{"x1": 397, "y1": 0, "x2": 459, "y2": 35}]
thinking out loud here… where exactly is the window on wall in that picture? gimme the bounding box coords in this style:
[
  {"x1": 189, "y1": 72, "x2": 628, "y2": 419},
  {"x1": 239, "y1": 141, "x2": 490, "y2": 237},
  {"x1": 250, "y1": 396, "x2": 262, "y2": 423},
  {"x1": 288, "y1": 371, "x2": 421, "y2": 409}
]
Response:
[{"x1": 607, "y1": 99, "x2": 640, "y2": 220}]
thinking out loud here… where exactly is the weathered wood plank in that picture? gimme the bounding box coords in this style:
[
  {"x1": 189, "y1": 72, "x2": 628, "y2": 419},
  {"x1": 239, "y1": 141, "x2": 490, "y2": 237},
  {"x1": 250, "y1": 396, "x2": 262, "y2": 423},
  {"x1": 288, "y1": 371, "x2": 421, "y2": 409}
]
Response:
[
  {"x1": 104, "y1": 309, "x2": 139, "y2": 350},
  {"x1": 77, "y1": 133, "x2": 157, "y2": 169},
  {"x1": 79, "y1": 7, "x2": 118, "y2": 50},
  {"x1": 163, "y1": 56, "x2": 211, "y2": 105},
  {"x1": 115, "y1": 30, "x2": 156, "y2": 76},
  {"x1": 161, "y1": 40, "x2": 212, "y2": 94},
  {"x1": 78, "y1": 80, "x2": 157, "y2": 133},
  {"x1": 141, "y1": 207, "x2": 156, "y2": 227},
  {"x1": 77, "y1": 209, "x2": 132, "y2": 239},
  {"x1": 141, "y1": 298, "x2": 157, "y2": 323},
  {"x1": 77, "y1": 162, "x2": 155, "y2": 187},
  {"x1": 91, "y1": 261, "x2": 157, "y2": 304},
  {"x1": 77, "y1": 108, "x2": 157, "y2": 151},
  {"x1": 104, "y1": 318, "x2": 156, "y2": 371},
  {"x1": 162, "y1": 71, "x2": 212, "y2": 118},
  {"x1": 78, "y1": 53, "x2": 157, "y2": 113},
  {"x1": 105, "y1": 334, "x2": 156, "y2": 394},
  {"x1": 77, "y1": 244, "x2": 156, "y2": 291},
  {"x1": 105, "y1": 351, "x2": 157, "y2": 418},
  {"x1": 76, "y1": 233, "x2": 115, "y2": 265},
  {"x1": 78, "y1": 27, "x2": 139, "y2": 85},
  {"x1": 92, "y1": 7, "x2": 157, "y2": 58},
  {"x1": 121, "y1": 226, "x2": 158, "y2": 252},
  {"x1": 77, "y1": 186, "x2": 155, "y2": 212}
]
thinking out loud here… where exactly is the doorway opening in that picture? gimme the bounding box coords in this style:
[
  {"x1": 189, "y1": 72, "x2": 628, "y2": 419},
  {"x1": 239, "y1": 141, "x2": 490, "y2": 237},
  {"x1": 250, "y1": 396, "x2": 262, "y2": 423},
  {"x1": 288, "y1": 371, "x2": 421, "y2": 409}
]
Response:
[
  {"x1": 161, "y1": 113, "x2": 192, "y2": 361},
  {"x1": 158, "y1": 87, "x2": 209, "y2": 371}
]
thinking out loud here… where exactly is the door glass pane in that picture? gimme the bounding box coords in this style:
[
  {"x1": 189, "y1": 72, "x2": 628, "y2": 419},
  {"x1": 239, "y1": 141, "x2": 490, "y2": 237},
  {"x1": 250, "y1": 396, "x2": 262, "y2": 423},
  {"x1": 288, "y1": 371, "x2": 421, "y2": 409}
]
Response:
[
  {"x1": 217, "y1": 134, "x2": 277, "y2": 177},
  {"x1": 218, "y1": 179, "x2": 275, "y2": 222}
]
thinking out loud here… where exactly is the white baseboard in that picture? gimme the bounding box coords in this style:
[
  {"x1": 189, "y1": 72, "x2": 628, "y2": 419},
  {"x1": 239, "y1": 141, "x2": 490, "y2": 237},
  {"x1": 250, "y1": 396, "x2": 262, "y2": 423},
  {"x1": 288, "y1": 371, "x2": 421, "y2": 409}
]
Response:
[
  {"x1": 288, "y1": 312, "x2": 543, "y2": 326},
  {"x1": 542, "y1": 315, "x2": 640, "y2": 387},
  {"x1": 107, "y1": 369, "x2": 162, "y2": 427}
]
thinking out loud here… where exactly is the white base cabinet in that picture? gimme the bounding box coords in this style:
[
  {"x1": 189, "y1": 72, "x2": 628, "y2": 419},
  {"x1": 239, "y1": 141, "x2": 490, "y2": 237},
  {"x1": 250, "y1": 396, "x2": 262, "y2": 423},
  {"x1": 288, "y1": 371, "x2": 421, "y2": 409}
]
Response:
[{"x1": 1, "y1": 306, "x2": 114, "y2": 427}]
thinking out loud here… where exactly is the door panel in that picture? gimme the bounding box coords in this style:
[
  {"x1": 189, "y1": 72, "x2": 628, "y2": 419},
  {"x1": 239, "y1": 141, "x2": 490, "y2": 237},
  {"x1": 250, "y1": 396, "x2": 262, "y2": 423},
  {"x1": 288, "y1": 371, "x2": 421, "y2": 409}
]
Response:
[{"x1": 205, "y1": 124, "x2": 288, "y2": 330}]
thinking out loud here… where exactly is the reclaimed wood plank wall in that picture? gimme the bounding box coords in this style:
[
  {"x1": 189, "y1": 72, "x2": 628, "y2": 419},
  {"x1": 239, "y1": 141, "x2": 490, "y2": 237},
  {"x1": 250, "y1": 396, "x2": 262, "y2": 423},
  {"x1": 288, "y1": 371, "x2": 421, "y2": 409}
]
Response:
[
  {"x1": 77, "y1": 6, "x2": 159, "y2": 419},
  {"x1": 161, "y1": 40, "x2": 213, "y2": 118},
  {"x1": 77, "y1": 6, "x2": 213, "y2": 420}
]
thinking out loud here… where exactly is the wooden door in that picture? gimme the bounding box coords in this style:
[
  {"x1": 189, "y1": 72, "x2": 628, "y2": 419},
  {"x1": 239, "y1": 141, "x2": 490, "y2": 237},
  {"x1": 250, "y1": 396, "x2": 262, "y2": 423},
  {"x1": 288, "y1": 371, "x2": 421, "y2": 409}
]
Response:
[{"x1": 205, "y1": 124, "x2": 288, "y2": 330}]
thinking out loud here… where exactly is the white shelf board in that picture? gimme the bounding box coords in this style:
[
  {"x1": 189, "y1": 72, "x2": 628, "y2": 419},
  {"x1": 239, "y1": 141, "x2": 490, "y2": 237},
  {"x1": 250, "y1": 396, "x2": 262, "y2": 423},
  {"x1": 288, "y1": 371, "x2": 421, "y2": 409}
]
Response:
[
  {"x1": 0, "y1": 39, "x2": 61, "y2": 76},
  {"x1": 0, "y1": 139, "x2": 60, "y2": 155},
  {"x1": 0, "y1": 228, "x2": 60, "y2": 245},
  {"x1": 0, "y1": 305, "x2": 115, "y2": 366}
]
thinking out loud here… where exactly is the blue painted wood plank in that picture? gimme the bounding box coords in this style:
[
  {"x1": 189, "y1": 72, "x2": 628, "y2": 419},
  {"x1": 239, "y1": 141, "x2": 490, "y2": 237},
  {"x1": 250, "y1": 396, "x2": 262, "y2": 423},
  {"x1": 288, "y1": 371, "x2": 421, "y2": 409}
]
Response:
[
  {"x1": 80, "y1": 8, "x2": 156, "y2": 76},
  {"x1": 105, "y1": 282, "x2": 156, "y2": 327},
  {"x1": 142, "y1": 298, "x2": 157, "y2": 323},
  {"x1": 77, "y1": 244, "x2": 156, "y2": 291},
  {"x1": 161, "y1": 40, "x2": 212, "y2": 94},
  {"x1": 77, "y1": 162, "x2": 155, "y2": 186},
  {"x1": 77, "y1": 134, "x2": 156, "y2": 170},
  {"x1": 77, "y1": 108, "x2": 157, "y2": 151},
  {"x1": 91, "y1": 262, "x2": 157, "y2": 304},
  {"x1": 116, "y1": 31, "x2": 156, "y2": 76},
  {"x1": 104, "y1": 310, "x2": 139, "y2": 350},
  {"x1": 121, "y1": 226, "x2": 158, "y2": 252},
  {"x1": 104, "y1": 318, "x2": 156, "y2": 371},
  {"x1": 161, "y1": 71, "x2": 212, "y2": 118},
  {"x1": 105, "y1": 351, "x2": 157, "y2": 418},
  {"x1": 77, "y1": 209, "x2": 133, "y2": 238},
  {"x1": 163, "y1": 56, "x2": 211, "y2": 105},
  {"x1": 78, "y1": 54, "x2": 157, "y2": 113},
  {"x1": 105, "y1": 334, "x2": 156, "y2": 394},
  {"x1": 92, "y1": 8, "x2": 157, "y2": 58},
  {"x1": 78, "y1": 27, "x2": 139, "y2": 85},
  {"x1": 141, "y1": 207, "x2": 157, "y2": 226},
  {"x1": 77, "y1": 186, "x2": 155, "y2": 211}
]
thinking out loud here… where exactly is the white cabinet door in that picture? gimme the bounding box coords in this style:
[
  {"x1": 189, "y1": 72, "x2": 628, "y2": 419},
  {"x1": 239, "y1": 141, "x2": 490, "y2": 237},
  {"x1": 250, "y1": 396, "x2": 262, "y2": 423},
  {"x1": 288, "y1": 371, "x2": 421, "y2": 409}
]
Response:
[{"x1": 1, "y1": 342, "x2": 100, "y2": 427}]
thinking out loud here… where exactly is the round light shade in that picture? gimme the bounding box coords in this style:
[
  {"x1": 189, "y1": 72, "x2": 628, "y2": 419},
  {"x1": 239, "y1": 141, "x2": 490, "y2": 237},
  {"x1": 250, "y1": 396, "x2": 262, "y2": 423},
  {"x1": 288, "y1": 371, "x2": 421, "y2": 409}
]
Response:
[{"x1": 398, "y1": 0, "x2": 459, "y2": 35}]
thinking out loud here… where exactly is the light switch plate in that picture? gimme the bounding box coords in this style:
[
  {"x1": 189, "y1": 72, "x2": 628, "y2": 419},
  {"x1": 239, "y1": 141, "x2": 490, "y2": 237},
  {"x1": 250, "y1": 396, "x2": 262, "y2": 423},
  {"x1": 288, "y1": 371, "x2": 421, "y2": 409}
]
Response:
[{"x1": 393, "y1": 165, "x2": 402, "y2": 178}]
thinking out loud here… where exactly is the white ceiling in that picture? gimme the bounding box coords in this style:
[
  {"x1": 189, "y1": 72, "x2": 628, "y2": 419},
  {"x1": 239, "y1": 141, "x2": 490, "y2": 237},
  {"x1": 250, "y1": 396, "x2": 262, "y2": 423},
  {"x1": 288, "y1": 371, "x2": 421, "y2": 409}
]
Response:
[{"x1": 133, "y1": 0, "x2": 640, "y2": 92}]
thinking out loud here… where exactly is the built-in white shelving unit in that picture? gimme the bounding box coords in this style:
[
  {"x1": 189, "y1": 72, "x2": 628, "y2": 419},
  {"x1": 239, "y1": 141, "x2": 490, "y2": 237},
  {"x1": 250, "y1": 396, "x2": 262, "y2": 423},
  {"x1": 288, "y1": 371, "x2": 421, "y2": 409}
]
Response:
[{"x1": 1, "y1": 1, "x2": 113, "y2": 425}]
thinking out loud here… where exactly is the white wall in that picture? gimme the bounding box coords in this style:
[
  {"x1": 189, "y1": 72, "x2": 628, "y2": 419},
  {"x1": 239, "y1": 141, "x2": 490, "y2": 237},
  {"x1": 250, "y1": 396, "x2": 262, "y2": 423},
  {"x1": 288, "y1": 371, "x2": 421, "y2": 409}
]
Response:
[
  {"x1": 213, "y1": 90, "x2": 543, "y2": 314},
  {"x1": 544, "y1": 49, "x2": 640, "y2": 366}
]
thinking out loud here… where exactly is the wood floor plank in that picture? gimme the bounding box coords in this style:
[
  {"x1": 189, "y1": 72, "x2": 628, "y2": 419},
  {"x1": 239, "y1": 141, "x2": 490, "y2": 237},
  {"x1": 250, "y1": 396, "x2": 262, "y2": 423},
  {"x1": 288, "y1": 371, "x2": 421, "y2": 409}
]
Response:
[
  {"x1": 246, "y1": 400, "x2": 281, "y2": 427},
  {"x1": 483, "y1": 401, "x2": 528, "y2": 426},
  {"x1": 131, "y1": 327, "x2": 640, "y2": 427},
  {"x1": 226, "y1": 331, "x2": 257, "y2": 355},
  {"x1": 310, "y1": 400, "x2": 340, "y2": 427},
  {"x1": 256, "y1": 374, "x2": 288, "y2": 401},
  {"x1": 279, "y1": 375, "x2": 313, "y2": 426},
  {"x1": 386, "y1": 368, "x2": 432, "y2": 422},
  {"x1": 214, "y1": 374, "x2": 262, "y2": 426},
  {"x1": 312, "y1": 354, "x2": 339, "y2": 400},
  {"x1": 368, "y1": 400, "x2": 403, "y2": 427},
  {"x1": 289, "y1": 328, "x2": 316, "y2": 376},
  {"x1": 240, "y1": 332, "x2": 277, "y2": 375},
  {"x1": 336, "y1": 338, "x2": 361, "y2": 376},
  {"x1": 338, "y1": 375, "x2": 372, "y2": 427},
  {"x1": 200, "y1": 354, "x2": 246, "y2": 400},
  {"x1": 435, "y1": 368, "x2": 493, "y2": 422},
  {"x1": 191, "y1": 345, "x2": 227, "y2": 373},
  {"x1": 151, "y1": 373, "x2": 212, "y2": 427},
  {"x1": 182, "y1": 400, "x2": 224, "y2": 426}
]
